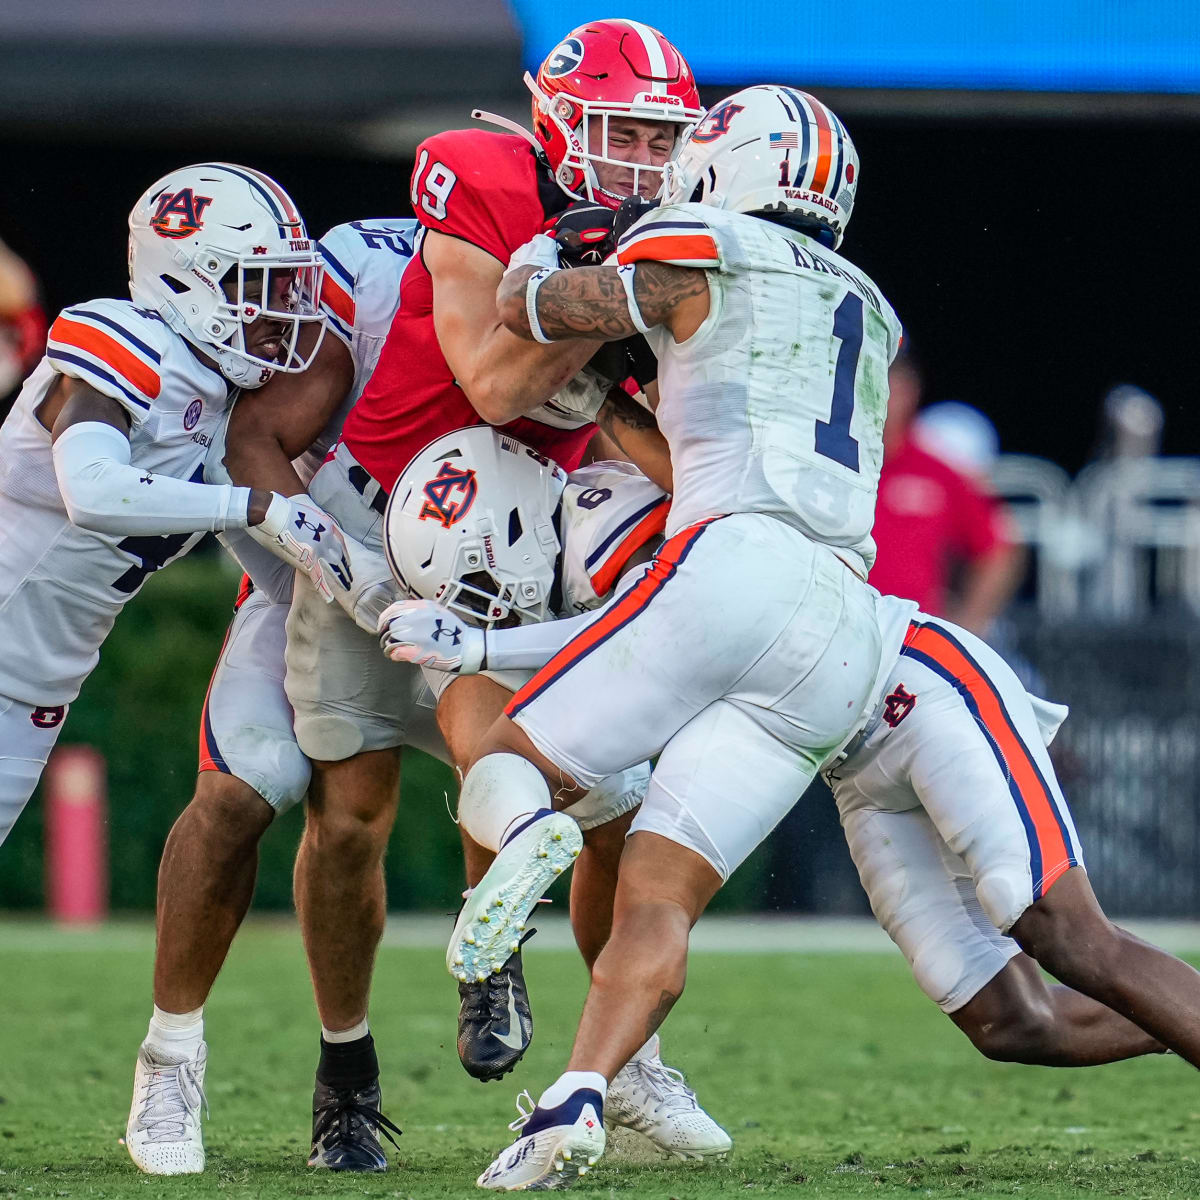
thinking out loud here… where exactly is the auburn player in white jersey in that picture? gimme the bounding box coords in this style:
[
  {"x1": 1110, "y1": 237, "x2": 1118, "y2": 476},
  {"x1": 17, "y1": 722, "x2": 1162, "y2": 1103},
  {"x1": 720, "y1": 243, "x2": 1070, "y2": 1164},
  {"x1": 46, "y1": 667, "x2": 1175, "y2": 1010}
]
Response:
[
  {"x1": 415, "y1": 85, "x2": 900, "y2": 1188},
  {"x1": 0, "y1": 162, "x2": 336, "y2": 853},
  {"x1": 381, "y1": 427, "x2": 729, "y2": 1156},
  {"x1": 390, "y1": 535, "x2": 1200, "y2": 1097},
  {"x1": 125, "y1": 218, "x2": 429, "y2": 1176}
]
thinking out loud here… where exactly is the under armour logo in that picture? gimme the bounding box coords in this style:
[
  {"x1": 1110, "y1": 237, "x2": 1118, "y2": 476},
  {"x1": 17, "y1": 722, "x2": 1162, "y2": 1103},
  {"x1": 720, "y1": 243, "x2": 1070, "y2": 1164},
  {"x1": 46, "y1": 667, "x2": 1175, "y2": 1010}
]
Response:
[
  {"x1": 293, "y1": 511, "x2": 325, "y2": 540},
  {"x1": 432, "y1": 618, "x2": 463, "y2": 646},
  {"x1": 139, "y1": 473, "x2": 154, "y2": 485}
]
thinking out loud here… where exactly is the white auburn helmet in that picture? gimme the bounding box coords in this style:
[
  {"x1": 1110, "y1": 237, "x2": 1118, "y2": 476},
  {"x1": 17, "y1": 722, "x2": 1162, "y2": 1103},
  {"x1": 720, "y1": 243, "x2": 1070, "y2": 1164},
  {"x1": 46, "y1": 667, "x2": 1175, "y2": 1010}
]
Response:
[
  {"x1": 128, "y1": 163, "x2": 326, "y2": 388},
  {"x1": 661, "y1": 85, "x2": 859, "y2": 249},
  {"x1": 383, "y1": 426, "x2": 567, "y2": 627}
]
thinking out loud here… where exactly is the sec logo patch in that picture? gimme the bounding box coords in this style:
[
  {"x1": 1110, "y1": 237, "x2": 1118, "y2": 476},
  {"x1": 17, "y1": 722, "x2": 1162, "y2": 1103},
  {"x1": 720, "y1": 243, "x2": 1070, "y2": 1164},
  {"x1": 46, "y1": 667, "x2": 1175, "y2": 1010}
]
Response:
[{"x1": 183, "y1": 399, "x2": 203, "y2": 430}]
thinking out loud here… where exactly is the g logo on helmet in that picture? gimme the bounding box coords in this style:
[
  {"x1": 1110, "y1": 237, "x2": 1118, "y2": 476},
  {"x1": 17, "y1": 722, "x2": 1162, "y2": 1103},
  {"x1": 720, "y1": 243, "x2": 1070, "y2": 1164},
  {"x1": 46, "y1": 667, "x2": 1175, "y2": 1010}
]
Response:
[
  {"x1": 419, "y1": 463, "x2": 478, "y2": 528},
  {"x1": 544, "y1": 37, "x2": 584, "y2": 77},
  {"x1": 149, "y1": 188, "x2": 214, "y2": 240}
]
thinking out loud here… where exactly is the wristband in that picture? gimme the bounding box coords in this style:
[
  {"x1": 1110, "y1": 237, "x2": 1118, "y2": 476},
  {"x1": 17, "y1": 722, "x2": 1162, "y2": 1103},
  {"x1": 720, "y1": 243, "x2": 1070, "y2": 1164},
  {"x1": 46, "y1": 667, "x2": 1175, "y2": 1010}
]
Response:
[
  {"x1": 617, "y1": 264, "x2": 652, "y2": 334},
  {"x1": 525, "y1": 267, "x2": 560, "y2": 344}
]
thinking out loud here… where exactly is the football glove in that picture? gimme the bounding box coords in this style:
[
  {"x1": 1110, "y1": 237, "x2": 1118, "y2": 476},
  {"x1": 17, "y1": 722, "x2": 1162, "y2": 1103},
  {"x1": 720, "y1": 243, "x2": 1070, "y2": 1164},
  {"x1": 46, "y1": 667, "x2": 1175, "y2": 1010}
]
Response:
[
  {"x1": 377, "y1": 599, "x2": 486, "y2": 674},
  {"x1": 611, "y1": 195, "x2": 660, "y2": 246},
  {"x1": 250, "y1": 492, "x2": 351, "y2": 604},
  {"x1": 551, "y1": 200, "x2": 619, "y2": 267}
]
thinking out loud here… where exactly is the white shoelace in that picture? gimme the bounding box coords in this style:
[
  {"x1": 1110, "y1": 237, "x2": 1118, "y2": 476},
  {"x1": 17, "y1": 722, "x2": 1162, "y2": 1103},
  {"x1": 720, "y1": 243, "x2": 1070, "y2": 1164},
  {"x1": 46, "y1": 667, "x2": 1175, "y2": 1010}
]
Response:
[
  {"x1": 622, "y1": 1057, "x2": 699, "y2": 1116},
  {"x1": 134, "y1": 1056, "x2": 208, "y2": 1142},
  {"x1": 508, "y1": 1089, "x2": 537, "y2": 1133}
]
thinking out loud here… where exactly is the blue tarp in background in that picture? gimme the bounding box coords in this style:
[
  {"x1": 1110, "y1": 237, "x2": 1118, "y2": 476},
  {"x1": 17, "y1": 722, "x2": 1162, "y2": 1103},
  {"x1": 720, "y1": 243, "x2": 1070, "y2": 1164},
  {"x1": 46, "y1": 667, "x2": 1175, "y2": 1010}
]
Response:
[{"x1": 510, "y1": 1, "x2": 1200, "y2": 93}]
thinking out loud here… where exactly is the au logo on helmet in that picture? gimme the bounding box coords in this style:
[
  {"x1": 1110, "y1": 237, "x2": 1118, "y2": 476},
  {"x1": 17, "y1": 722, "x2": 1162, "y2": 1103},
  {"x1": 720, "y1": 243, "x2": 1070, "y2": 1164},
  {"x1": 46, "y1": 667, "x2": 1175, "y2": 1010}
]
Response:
[
  {"x1": 690, "y1": 102, "x2": 745, "y2": 144},
  {"x1": 149, "y1": 188, "x2": 214, "y2": 240},
  {"x1": 419, "y1": 463, "x2": 478, "y2": 528}
]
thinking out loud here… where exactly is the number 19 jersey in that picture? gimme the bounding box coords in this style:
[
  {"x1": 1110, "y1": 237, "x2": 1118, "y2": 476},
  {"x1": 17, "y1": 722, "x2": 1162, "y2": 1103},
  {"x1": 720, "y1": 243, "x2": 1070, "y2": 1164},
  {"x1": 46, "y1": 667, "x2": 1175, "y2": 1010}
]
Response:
[
  {"x1": 616, "y1": 204, "x2": 902, "y2": 578},
  {"x1": 0, "y1": 300, "x2": 233, "y2": 705}
]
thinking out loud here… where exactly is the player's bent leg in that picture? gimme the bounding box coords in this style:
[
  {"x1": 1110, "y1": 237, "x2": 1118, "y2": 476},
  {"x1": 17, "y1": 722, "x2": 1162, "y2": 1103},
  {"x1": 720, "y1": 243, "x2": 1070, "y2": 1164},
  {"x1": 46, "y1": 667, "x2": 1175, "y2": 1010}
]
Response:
[
  {"x1": 1008, "y1": 866, "x2": 1200, "y2": 1067},
  {"x1": 478, "y1": 832, "x2": 717, "y2": 1191},
  {"x1": 950, "y1": 952, "x2": 1164, "y2": 1065}
]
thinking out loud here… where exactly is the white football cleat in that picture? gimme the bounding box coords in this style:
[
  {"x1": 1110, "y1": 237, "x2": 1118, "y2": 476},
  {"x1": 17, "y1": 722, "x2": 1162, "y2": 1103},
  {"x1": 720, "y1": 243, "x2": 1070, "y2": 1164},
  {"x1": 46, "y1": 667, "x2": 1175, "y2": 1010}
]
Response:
[
  {"x1": 125, "y1": 1041, "x2": 208, "y2": 1175},
  {"x1": 447, "y1": 809, "x2": 582, "y2": 984},
  {"x1": 478, "y1": 1088, "x2": 606, "y2": 1191},
  {"x1": 606, "y1": 1035, "x2": 732, "y2": 1160}
]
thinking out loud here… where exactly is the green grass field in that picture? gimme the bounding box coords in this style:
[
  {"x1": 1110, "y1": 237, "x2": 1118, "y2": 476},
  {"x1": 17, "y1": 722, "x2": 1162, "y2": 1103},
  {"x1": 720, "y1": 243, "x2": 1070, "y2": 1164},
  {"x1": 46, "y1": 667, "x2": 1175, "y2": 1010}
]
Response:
[{"x1": 1, "y1": 919, "x2": 1197, "y2": 1199}]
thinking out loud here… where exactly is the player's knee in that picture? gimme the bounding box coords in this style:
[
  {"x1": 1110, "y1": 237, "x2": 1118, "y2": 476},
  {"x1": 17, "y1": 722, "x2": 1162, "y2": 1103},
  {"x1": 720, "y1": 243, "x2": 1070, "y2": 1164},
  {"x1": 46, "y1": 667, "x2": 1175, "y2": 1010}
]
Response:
[
  {"x1": 964, "y1": 998, "x2": 1059, "y2": 1063},
  {"x1": 189, "y1": 772, "x2": 275, "y2": 843}
]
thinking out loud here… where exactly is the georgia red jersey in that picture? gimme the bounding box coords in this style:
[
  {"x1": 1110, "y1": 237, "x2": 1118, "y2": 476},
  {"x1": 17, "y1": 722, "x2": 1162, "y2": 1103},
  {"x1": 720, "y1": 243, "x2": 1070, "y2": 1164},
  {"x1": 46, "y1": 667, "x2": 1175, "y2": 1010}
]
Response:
[{"x1": 340, "y1": 129, "x2": 594, "y2": 492}]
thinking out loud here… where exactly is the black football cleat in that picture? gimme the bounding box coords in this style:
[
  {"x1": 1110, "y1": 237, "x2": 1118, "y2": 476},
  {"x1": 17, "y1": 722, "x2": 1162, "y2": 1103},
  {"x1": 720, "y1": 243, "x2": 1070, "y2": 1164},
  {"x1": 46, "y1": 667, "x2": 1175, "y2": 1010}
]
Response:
[
  {"x1": 308, "y1": 1078, "x2": 401, "y2": 1171},
  {"x1": 457, "y1": 937, "x2": 534, "y2": 1082}
]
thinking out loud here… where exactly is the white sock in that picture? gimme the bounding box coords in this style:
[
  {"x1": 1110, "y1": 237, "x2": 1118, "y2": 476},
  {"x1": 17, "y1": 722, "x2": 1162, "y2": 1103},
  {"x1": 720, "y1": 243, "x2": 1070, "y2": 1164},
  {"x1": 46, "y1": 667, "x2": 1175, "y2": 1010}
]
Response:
[
  {"x1": 146, "y1": 1005, "x2": 204, "y2": 1057},
  {"x1": 458, "y1": 753, "x2": 551, "y2": 852},
  {"x1": 538, "y1": 1071, "x2": 608, "y2": 1111},
  {"x1": 321, "y1": 1018, "x2": 370, "y2": 1043}
]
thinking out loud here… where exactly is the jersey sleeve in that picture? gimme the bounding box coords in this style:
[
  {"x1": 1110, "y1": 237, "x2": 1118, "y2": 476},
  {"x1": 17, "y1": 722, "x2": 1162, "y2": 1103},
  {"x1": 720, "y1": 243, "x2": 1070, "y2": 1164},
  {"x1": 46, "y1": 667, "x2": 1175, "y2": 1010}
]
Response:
[
  {"x1": 410, "y1": 130, "x2": 542, "y2": 265},
  {"x1": 560, "y1": 464, "x2": 670, "y2": 611},
  {"x1": 615, "y1": 203, "x2": 722, "y2": 270},
  {"x1": 317, "y1": 219, "x2": 416, "y2": 346},
  {"x1": 45, "y1": 299, "x2": 168, "y2": 425}
]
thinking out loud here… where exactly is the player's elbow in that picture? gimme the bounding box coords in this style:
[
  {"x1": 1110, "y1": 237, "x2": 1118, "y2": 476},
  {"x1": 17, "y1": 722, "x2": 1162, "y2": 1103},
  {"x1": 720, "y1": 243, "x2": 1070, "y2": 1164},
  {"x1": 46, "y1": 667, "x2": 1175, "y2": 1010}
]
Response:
[
  {"x1": 58, "y1": 471, "x2": 124, "y2": 535},
  {"x1": 460, "y1": 373, "x2": 531, "y2": 426}
]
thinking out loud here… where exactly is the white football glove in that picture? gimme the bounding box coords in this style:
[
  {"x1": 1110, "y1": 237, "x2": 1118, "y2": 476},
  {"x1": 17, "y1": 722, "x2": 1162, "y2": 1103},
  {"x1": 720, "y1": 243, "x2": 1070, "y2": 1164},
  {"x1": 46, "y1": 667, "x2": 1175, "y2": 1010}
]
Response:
[
  {"x1": 377, "y1": 599, "x2": 485, "y2": 674},
  {"x1": 249, "y1": 492, "x2": 351, "y2": 604},
  {"x1": 504, "y1": 232, "x2": 560, "y2": 277},
  {"x1": 335, "y1": 534, "x2": 403, "y2": 634},
  {"x1": 528, "y1": 367, "x2": 609, "y2": 429}
]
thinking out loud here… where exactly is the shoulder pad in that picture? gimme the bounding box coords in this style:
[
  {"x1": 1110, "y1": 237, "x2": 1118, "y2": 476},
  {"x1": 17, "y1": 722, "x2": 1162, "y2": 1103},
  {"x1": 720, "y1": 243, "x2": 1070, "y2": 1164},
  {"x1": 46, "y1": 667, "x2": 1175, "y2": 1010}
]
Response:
[
  {"x1": 411, "y1": 131, "x2": 542, "y2": 263},
  {"x1": 317, "y1": 219, "x2": 416, "y2": 343},
  {"x1": 46, "y1": 298, "x2": 171, "y2": 421},
  {"x1": 615, "y1": 203, "x2": 721, "y2": 269}
]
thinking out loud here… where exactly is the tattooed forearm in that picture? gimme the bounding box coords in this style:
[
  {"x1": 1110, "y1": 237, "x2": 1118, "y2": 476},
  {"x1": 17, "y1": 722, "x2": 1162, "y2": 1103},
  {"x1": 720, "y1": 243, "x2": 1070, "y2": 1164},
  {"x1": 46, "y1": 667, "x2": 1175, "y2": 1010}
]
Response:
[
  {"x1": 596, "y1": 388, "x2": 672, "y2": 491},
  {"x1": 498, "y1": 261, "x2": 708, "y2": 342},
  {"x1": 537, "y1": 268, "x2": 642, "y2": 339},
  {"x1": 646, "y1": 988, "x2": 680, "y2": 1041},
  {"x1": 597, "y1": 387, "x2": 657, "y2": 437}
]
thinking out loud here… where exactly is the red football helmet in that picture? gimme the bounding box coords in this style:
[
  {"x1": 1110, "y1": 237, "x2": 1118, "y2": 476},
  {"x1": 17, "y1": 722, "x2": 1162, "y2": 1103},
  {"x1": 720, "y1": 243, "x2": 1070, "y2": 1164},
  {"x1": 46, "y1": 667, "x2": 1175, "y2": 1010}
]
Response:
[{"x1": 527, "y1": 19, "x2": 703, "y2": 208}]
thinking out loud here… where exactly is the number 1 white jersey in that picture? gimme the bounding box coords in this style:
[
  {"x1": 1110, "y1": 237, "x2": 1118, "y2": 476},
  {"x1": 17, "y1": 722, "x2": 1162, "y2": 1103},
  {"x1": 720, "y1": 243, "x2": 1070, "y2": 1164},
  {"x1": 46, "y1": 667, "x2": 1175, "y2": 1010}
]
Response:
[
  {"x1": 0, "y1": 300, "x2": 234, "y2": 705},
  {"x1": 616, "y1": 203, "x2": 902, "y2": 577}
]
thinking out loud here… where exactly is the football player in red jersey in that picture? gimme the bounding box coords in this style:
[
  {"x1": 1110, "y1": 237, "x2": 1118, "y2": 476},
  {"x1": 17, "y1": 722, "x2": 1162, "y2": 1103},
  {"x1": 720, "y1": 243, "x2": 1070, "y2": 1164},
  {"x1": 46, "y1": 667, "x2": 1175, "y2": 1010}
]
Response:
[{"x1": 208, "y1": 19, "x2": 715, "y2": 1173}]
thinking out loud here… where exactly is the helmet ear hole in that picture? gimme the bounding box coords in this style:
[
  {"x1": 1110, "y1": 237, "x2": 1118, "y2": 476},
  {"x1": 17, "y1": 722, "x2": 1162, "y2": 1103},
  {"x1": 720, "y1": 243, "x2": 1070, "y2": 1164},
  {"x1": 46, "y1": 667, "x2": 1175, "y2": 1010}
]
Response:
[
  {"x1": 507, "y1": 507, "x2": 523, "y2": 546},
  {"x1": 689, "y1": 180, "x2": 705, "y2": 203},
  {"x1": 159, "y1": 274, "x2": 189, "y2": 295}
]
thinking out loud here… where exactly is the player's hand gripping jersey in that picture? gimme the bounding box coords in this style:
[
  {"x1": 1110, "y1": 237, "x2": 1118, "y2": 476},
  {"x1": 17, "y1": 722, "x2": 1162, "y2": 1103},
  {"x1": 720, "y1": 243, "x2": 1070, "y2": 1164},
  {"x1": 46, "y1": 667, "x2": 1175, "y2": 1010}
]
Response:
[
  {"x1": 338, "y1": 131, "x2": 597, "y2": 492},
  {"x1": 0, "y1": 300, "x2": 238, "y2": 705},
  {"x1": 616, "y1": 203, "x2": 902, "y2": 577}
]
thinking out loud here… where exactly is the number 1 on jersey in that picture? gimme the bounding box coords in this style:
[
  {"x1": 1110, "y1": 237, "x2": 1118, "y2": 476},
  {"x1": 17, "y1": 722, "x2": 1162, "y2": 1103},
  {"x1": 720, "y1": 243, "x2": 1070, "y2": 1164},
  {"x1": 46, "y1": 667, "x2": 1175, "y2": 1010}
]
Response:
[{"x1": 814, "y1": 292, "x2": 863, "y2": 473}]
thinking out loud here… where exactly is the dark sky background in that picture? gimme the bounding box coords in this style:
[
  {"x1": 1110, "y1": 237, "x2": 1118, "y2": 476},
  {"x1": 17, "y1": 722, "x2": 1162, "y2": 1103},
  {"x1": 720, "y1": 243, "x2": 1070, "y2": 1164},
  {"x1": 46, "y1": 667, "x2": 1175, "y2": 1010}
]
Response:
[{"x1": 3, "y1": 116, "x2": 1194, "y2": 472}]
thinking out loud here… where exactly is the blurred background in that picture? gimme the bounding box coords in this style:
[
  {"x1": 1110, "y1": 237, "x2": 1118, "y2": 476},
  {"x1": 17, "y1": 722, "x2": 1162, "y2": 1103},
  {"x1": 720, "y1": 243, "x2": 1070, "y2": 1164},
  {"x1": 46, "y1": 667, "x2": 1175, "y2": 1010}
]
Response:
[{"x1": 2, "y1": 0, "x2": 1199, "y2": 919}]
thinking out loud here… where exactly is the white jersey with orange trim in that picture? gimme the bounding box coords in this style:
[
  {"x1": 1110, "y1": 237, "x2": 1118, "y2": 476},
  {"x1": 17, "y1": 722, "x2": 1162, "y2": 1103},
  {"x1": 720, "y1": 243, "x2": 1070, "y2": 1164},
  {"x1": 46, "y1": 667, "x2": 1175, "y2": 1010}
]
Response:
[
  {"x1": 558, "y1": 461, "x2": 670, "y2": 614},
  {"x1": 292, "y1": 218, "x2": 416, "y2": 484},
  {"x1": 616, "y1": 203, "x2": 902, "y2": 577},
  {"x1": 0, "y1": 299, "x2": 232, "y2": 704}
]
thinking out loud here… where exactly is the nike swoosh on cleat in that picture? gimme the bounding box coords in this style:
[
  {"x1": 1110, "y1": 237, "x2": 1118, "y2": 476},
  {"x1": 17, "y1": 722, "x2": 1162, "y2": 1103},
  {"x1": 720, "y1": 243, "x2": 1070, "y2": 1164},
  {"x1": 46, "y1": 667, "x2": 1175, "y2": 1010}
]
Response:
[{"x1": 494, "y1": 987, "x2": 525, "y2": 1051}]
